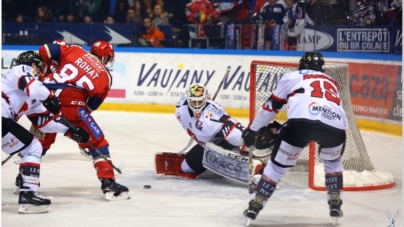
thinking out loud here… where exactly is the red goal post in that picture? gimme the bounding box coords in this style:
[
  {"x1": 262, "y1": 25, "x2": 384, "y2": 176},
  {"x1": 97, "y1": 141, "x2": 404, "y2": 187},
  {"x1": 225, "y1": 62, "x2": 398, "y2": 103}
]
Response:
[{"x1": 249, "y1": 60, "x2": 395, "y2": 191}]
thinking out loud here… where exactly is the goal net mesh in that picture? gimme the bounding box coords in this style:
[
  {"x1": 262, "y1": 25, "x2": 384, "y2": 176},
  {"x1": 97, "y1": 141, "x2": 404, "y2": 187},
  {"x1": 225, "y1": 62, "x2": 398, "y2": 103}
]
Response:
[{"x1": 250, "y1": 61, "x2": 395, "y2": 190}]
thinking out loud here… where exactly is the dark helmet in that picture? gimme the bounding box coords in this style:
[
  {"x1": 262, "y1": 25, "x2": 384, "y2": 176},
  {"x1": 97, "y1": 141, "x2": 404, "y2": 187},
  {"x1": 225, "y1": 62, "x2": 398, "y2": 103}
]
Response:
[
  {"x1": 298, "y1": 52, "x2": 325, "y2": 72},
  {"x1": 16, "y1": 51, "x2": 47, "y2": 73}
]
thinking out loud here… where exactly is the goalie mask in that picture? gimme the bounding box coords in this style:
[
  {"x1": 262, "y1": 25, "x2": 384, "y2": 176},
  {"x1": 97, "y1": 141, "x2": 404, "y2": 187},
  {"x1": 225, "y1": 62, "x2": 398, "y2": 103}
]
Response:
[
  {"x1": 298, "y1": 52, "x2": 325, "y2": 72},
  {"x1": 186, "y1": 84, "x2": 208, "y2": 118}
]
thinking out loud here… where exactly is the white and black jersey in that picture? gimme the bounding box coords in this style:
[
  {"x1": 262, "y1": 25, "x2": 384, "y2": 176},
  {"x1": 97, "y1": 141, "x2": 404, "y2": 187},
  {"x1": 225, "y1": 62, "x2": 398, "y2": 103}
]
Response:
[
  {"x1": 175, "y1": 96, "x2": 245, "y2": 148},
  {"x1": 2, "y1": 65, "x2": 68, "y2": 133},
  {"x1": 250, "y1": 69, "x2": 348, "y2": 131}
]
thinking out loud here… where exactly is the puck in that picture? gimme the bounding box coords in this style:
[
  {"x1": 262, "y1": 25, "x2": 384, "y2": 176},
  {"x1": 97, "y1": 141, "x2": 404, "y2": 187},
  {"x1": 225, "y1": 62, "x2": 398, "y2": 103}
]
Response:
[{"x1": 144, "y1": 185, "x2": 151, "y2": 189}]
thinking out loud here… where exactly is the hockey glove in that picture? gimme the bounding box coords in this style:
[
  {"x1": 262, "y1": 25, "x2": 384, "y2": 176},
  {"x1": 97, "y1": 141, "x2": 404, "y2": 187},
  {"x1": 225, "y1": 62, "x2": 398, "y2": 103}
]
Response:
[
  {"x1": 242, "y1": 128, "x2": 260, "y2": 147},
  {"x1": 256, "y1": 122, "x2": 281, "y2": 150},
  {"x1": 267, "y1": 121, "x2": 282, "y2": 132},
  {"x1": 65, "y1": 127, "x2": 90, "y2": 143},
  {"x1": 42, "y1": 94, "x2": 61, "y2": 114}
]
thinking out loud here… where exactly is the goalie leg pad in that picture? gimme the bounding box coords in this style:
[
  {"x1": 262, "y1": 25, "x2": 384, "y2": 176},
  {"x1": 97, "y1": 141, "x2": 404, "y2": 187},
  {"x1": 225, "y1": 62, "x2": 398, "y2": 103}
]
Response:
[
  {"x1": 203, "y1": 142, "x2": 263, "y2": 184},
  {"x1": 155, "y1": 152, "x2": 186, "y2": 175},
  {"x1": 155, "y1": 152, "x2": 200, "y2": 179}
]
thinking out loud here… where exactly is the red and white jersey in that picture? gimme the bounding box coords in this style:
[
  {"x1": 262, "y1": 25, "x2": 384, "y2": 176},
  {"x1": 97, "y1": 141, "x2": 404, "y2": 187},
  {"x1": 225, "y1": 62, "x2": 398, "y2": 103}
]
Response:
[
  {"x1": 175, "y1": 96, "x2": 245, "y2": 147},
  {"x1": 40, "y1": 44, "x2": 112, "y2": 111},
  {"x1": 250, "y1": 69, "x2": 348, "y2": 131},
  {"x1": 1, "y1": 65, "x2": 68, "y2": 133}
]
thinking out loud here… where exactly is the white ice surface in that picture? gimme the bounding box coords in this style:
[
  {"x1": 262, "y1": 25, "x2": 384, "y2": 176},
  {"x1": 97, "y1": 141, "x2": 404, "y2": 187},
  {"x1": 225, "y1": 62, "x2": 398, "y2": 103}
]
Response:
[{"x1": 2, "y1": 111, "x2": 402, "y2": 227}]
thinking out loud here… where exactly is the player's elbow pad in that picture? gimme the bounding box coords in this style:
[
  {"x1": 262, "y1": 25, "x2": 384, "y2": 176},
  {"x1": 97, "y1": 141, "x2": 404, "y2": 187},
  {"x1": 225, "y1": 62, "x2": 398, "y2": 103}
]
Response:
[{"x1": 86, "y1": 96, "x2": 103, "y2": 111}]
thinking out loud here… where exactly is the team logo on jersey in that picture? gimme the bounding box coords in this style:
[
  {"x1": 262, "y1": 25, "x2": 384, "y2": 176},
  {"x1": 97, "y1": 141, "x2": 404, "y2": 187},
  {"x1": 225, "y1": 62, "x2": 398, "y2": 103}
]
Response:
[
  {"x1": 195, "y1": 120, "x2": 203, "y2": 131},
  {"x1": 177, "y1": 113, "x2": 181, "y2": 121},
  {"x1": 308, "y1": 102, "x2": 322, "y2": 115},
  {"x1": 308, "y1": 102, "x2": 342, "y2": 120}
]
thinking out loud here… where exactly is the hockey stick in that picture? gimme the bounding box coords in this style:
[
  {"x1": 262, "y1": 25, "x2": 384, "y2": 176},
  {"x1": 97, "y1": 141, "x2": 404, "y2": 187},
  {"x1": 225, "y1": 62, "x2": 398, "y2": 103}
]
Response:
[
  {"x1": 248, "y1": 145, "x2": 255, "y2": 194},
  {"x1": 211, "y1": 66, "x2": 231, "y2": 101},
  {"x1": 2, "y1": 153, "x2": 15, "y2": 166},
  {"x1": 60, "y1": 116, "x2": 122, "y2": 174},
  {"x1": 177, "y1": 66, "x2": 231, "y2": 154}
]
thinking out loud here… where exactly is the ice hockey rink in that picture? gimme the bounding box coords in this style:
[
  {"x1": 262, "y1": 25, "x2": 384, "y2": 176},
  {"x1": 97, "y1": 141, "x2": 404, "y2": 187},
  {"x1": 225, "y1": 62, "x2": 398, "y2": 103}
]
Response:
[{"x1": 1, "y1": 111, "x2": 402, "y2": 227}]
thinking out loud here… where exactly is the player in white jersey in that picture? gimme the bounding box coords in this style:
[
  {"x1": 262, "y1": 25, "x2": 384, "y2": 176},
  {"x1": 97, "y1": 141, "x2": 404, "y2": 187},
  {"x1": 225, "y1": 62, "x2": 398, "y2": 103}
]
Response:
[
  {"x1": 155, "y1": 84, "x2": 277, "y2": 181},
  {"x1": 2, "y1": 51, "x2": 89, "y2": 214},
  {"x1": 242, "y1": 52, "x2": 348, "y2": 222}
]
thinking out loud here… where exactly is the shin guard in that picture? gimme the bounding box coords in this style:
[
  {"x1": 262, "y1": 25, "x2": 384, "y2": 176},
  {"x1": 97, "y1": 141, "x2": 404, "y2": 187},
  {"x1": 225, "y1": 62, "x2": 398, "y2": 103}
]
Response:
[
  {"x1": 253, "y1": 174, "x2": 277, "y2": 199},
  {"x1": 94, "y1": 159, "x2": 115, "y2": 180},
  {"x1": 19, "y1": 163, "x2": 40, "y2": 192},
  {"x1": 325, "y1": 172, "x2": 343, "y2": 191}
]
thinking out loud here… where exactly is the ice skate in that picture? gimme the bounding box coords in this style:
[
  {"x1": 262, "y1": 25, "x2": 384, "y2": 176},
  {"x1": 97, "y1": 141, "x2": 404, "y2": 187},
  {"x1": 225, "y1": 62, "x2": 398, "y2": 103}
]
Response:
[
  {"x1": 14, "y1": 152, "x2": 23, "y2": 164},
  {"x1": 328, "y1": 190, "x2": 343, "y2": 226},
  {"x1": 243, "y1": 194, "x2": 265, "y2": 226},
  {"x1": 14, "y1": 173, "x2": 22, "y2": 195},
  {"x1": 18, "y1": 187, "x2": 51, "y2": 214},
  {"x1": 101, "y1": 178, "x2": 130, "y2": 201},
  {"x1": 79, "y1": 147, "x2": 93, "y2": 160}
]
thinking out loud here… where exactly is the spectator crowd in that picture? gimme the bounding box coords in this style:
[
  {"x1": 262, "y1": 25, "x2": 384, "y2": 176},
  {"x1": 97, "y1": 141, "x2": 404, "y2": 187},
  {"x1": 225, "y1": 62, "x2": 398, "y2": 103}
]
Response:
[{"x1": 2, "y1": 0, "x2": 402, "y2": 49}]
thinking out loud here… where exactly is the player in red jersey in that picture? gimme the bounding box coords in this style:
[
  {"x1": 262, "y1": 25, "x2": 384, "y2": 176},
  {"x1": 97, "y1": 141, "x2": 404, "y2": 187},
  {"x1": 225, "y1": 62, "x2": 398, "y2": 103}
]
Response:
[{"x1": 34, "y1": 40, "x2": 129, "y2": 201}]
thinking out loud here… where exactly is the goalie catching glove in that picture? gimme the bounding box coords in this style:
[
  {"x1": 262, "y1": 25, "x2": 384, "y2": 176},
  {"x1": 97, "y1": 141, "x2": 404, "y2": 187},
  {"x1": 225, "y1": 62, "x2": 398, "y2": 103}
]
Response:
[
  {"x1": 65, "y1": 126, "x2": 90, "y2": 143},
  {"x1": 242, "y1": 121, "x2": 282, "y2": 148}
]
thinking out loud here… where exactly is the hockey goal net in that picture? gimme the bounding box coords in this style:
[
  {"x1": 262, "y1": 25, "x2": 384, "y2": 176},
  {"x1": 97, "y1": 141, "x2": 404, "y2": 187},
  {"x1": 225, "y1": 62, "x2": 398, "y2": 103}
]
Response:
[{"x1": 250, "y1": 60, "x2": 395, "y2": 191}]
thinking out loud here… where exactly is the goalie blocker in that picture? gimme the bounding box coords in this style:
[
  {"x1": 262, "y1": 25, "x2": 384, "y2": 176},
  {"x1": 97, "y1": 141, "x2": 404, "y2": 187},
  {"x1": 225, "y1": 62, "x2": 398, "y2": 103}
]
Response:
[{"x1": 155, "y1": 142, "x2": 263, "y2": 184}]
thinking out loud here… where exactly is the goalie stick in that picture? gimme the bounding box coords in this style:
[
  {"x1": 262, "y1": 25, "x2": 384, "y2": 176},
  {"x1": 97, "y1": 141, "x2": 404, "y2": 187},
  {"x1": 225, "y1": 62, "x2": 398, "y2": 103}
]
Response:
[
  {"x1": 60, "y1": 116, "x2": 122, "y2": 174},
  {"x1": 177, "y1": 66, "x2": 231, "y2": 154}
]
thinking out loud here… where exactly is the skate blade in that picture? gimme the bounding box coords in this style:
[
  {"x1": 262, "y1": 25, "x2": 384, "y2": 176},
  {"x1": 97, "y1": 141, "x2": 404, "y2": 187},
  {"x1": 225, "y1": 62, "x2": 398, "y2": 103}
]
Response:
[
  {"x1": 18, "y1": 204, "x2": 51, "y2": 214},
  {"x1": 105, "y1": 191, "x2": 130, "y2": 201},
  {"x1": 245, "y1": 217, "x2": 252, "y2": 226},
  {"x1": 14, "y1": 157, "x2": 22, "y2": 165},
  {"x1": 79, "y1": 148, "x2": 93, "y2": 160},
  {"x1": 332, "y1": 217, "x2": 338, "y2": 226},
  {"x1": 14, "y1": 186, "x2": 19, "y2": 195}
]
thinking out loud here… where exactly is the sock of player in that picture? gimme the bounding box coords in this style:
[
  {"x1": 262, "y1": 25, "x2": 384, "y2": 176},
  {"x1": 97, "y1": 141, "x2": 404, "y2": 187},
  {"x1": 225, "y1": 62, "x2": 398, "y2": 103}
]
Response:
[
  {"x1": 94, "y1": 159, "x2": 115, "y2": 180},
  {"x1": 19, "y1": 139, "x2": 43, "y2": 191},
  {"x1": 325, "y1": 173, "x2": 344, "y2": 201},
  {"x1": 250, "y1": 174, "x2": 277, "y2": 207},
  {"x1": 90, "y1": 145, "x2": 115, "y2": 180}
]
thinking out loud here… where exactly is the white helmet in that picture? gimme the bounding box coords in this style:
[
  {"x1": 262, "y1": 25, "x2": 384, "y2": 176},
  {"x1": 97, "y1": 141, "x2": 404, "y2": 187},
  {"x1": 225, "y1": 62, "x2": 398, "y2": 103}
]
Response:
[{"x1": 186, "y1": 84, "x2": 208, "y2": 114}]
